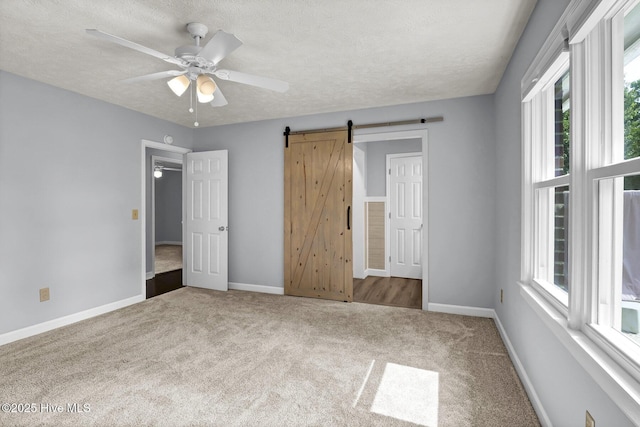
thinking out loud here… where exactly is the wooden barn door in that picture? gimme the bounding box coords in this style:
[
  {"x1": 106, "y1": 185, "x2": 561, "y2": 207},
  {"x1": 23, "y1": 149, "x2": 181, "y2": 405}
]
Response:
[{"x1": 284, "y1": 130, "x2": 353, "y2": 302}]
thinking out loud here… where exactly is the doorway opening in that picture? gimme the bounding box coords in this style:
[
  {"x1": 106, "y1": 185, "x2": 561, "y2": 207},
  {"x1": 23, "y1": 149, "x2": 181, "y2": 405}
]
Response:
[
  {"x1": 352, "y1": 127, "x2": 428, "y2": 310},
  {"x1": 148, "y1": 155, "x2": 183, "y2": 298},
  {"x1": 151, "y1": 156, "x2": 183, "y2": 275},
  {"x1": 140, "y1": 140, "x2": 191, "y2": 298}
]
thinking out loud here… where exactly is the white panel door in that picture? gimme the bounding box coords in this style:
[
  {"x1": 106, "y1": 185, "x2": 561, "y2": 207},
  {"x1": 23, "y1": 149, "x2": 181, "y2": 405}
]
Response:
[
  {"x1": 185, "y1": 150, "x2": 228, "y2": 291},
  {"x1": 389, "y1": 155, "x2": 422, "y2": 279}
]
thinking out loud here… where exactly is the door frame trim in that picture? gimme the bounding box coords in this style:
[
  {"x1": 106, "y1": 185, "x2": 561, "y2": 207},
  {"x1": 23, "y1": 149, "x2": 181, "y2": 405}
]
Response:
[
  {"x1": 386, "y1": 152, "x2": 423, "y2": 278},
  {"x1": 353, "y1": 126, "x2": 429, "y2": 310},
  {"x1": 140, "y1": 139, "x2": 191, "y2": 298}
]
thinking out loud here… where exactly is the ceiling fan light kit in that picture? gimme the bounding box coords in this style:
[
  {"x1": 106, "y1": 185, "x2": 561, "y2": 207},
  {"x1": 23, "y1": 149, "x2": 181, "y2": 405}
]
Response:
[
  {"x1": 196, "y1": 75, "x2": 216, "y2": 96},
  {"x1": 167, "y1": 75, "x2": 190, "y2": 97},
  {"x1": 86, "y1": 22, "x2": 289, "y2": 126},
  {"x1": 196, "y1": 91, "x2": 214, "y2": 104}
]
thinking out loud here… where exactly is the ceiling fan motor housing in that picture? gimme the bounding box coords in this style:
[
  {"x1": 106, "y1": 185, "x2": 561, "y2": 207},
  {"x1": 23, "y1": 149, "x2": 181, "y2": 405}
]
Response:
[
  {"x1": 175, "y1": 44, "x2": 202, "y2": 61},
  {"x1": 175, "y1": 22, "x2": 217, "y2": 75}
]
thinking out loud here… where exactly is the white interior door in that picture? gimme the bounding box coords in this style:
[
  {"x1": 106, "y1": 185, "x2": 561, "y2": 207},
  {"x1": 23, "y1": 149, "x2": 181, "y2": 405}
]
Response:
[
  {"x1": 185, "y1": 150, "x2": 228, "y2": 291},
  {"x1": 389, "y1": 154, "x2": 422, "y2": 279}
]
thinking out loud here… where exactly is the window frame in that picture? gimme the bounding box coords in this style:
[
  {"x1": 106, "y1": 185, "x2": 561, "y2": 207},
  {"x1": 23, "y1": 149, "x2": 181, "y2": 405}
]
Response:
[
  {"x1": 521, "y1": 0, "x2": 640, "y2": 420},
  {"x1": 585, "y1": 1, "x2": 640, "y2": 374},
  {"x1": 524, "y1": 52, "x2": 572, "y2": 315}
]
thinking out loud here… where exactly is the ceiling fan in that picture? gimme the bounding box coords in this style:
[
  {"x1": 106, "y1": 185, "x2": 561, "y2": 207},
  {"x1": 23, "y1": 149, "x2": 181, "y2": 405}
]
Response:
[{"x1": 86, "y1": 23, "x2": 289, "y2": 112}]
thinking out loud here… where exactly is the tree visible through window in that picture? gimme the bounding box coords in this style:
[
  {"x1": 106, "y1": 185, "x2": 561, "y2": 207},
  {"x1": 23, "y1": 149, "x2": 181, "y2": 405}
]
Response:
[{"x1": 624, "y1": 81, "x2": 640, "y2": 190}]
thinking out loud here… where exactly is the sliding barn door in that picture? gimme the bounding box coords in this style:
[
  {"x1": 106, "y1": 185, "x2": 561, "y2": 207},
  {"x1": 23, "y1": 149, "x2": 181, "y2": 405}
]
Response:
[{"x1": 284, "y1": 130, "x2": 353, "y2": 302}]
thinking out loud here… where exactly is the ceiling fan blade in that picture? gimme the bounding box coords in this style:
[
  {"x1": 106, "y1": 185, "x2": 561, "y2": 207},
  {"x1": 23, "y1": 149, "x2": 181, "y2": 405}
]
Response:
[
  {"x1": 198, "y1": 30, "x2": 243, "y2": 65},
  {"x1": 213, "y1": 69, "x2": 289, "y2": 93},
  {"x1": 210, "y1": 86, "x2": 228, "y2": 107},
  {"x1": 121, "y1": 70, "x2": 187, "y2": 84},
  {"x1": 86, "y1": 29, "x2": 184, "y2": 66}
]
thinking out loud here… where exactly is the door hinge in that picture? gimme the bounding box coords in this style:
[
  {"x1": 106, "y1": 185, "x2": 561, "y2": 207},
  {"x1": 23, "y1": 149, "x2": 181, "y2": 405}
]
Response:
[
  {"x1": 389, "y1": 168, "x2": 391, "y2": 175},
  {"x1": 389, "y1": 212, "x2": 391, "y2": 219},
  {"x1": 389, "y1": 256, "x2": 391, "y2": 262}
]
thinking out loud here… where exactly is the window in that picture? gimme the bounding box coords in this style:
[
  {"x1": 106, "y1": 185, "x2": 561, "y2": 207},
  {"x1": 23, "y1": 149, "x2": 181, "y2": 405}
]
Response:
[
  {"x1": 592, "y1": 1, "x2": 640, "y2": 355},
  {"x1": 522, "y1": 0, "x2": 640, "y2": 412},
  {"x1": 526, "y1": 62, "x2": 571, "y2": 309}
]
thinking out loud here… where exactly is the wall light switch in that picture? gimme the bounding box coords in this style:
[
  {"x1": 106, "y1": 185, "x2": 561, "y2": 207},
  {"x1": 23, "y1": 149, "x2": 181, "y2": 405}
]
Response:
[
  {"x1": 132, "y1": 209, "x2": 139, "y2": 220},
  {"x1": 40, "y1": 287, "x2": 50, "y2": 302}
]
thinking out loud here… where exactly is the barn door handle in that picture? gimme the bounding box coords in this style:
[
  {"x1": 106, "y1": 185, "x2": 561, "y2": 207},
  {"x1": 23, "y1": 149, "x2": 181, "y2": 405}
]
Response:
[{"x1": 347, "y1": 206, "x2": 351, "y2": 230}]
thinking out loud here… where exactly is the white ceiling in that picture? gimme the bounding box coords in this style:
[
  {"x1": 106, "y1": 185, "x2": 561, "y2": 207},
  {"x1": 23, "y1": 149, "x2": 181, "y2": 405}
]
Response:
[{"x1": 0, "y1": 0, "x2": 537, "y2": 128}]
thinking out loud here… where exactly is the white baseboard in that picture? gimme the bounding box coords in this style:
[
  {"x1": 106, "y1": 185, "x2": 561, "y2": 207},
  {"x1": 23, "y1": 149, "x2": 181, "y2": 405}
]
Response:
[
  {"x1": 427, "y1": 302, "x2": 495, "y2": 318},
  {"x1": 494, "y1": 314, "x2": 551, "y2": 427},
  {"x1": 155, "y1": 241, "x2": 182, "y2": 246},
  {"x1": 0, "y1": 295, "x2": 145, "y2": 347},
  {"x1": 229, "y1": 282, "x2": 285, "y2": 295},
  {"x1": 365, "y1": 268, "x2": 389, "y2": 277},
  {"x1": 146, "y1": 271, "x2": 154, "y2": 280}
]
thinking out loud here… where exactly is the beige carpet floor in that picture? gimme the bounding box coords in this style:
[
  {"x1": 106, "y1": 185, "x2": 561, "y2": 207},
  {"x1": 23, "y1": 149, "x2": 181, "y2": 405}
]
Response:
[
  {"x1": 0, "y1": 288, "x2": 539, "y2": 427},
  {"x1": 155, "y1": 244, "x2": 182, "y2": 274}
]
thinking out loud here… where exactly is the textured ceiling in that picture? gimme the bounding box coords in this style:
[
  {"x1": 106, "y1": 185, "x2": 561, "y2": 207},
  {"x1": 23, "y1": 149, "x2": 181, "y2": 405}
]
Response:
[{"x1": 0, "y1": 0, "x2": 537, "y2": 128}]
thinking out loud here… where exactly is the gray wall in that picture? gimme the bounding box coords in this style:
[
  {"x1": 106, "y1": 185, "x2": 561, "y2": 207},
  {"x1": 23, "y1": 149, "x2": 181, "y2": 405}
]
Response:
[
  {"x1": 0, "y1": 70, "x2": 192, "y2": 335},
  {"x1": 365, "y1": 138, "x2": 422, "y2": 197},
  {"x1": 192, "y1": 95, "x2": 497, "y2": 308},
  {"x1": 493, "y1": 0, "x2": 634, "y2": 425},
  {"x1": 155, "y1": 170, "x2": 182, "y2": 243}
]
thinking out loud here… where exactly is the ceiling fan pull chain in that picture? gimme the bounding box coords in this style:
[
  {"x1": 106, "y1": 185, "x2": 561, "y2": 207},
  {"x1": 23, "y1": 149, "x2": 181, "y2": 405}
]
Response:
[
  {"x1": 194, "y1": 87, "x2": 199, "y2": 127},
  {"x1": 189, "y1": 83, "x2": 194, "y2": 113}
]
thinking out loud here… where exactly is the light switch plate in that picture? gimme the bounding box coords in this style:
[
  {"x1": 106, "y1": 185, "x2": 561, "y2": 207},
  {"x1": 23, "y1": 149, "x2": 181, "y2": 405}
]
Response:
[{"x1": 132, "y1": 209, "x2": 139, "y2": 220}]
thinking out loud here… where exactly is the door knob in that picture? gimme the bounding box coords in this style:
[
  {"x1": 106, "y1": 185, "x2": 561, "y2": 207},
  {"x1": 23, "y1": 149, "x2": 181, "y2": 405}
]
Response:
[{"x1": 218, "y1": 226, "x2": 226, "y2": 231}]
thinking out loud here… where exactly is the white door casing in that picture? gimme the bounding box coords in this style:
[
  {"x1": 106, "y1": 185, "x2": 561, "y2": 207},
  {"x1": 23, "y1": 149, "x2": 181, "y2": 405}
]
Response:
[
  {"x1": 388, "y1": 154, "x2": 423, "y2": 279},
  {"x1": 185, "y1": 150, "x2": 229, "y2": 291},
  {"x1": 352, "y1": 144, "x2": 367, "y2": 279}
]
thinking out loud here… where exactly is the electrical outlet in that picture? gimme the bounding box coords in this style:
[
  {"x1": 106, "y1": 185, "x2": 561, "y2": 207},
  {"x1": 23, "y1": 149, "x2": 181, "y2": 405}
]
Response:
[
  {"x1": 132, "y1": 209, "x2": 139, "y2": 220},
  {"x1": 39, "y1": 287, "x2": 50, "y2": 302},
  {"x1": 500, "y1": 289, "x2": 504, "y2": 304},
  {"x1": 586, "y1": 410, "x2": 595, "y2": 427}
]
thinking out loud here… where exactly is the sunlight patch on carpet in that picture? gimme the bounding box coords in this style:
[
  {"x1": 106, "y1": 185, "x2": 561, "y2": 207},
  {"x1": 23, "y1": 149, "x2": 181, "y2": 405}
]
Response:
[
  {"x1": 352, "y1": 359, "x2": 376, "y2": 408},
  {"x1": 370, "y1": 363, "x2": 439, "y2": 427}
]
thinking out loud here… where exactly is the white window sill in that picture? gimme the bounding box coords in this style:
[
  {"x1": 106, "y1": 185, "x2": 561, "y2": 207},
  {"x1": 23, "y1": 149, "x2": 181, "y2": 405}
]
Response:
[
  {"x1": 519, "y1": 281, "x2": 640, "y2": 422},
  {"x1": 531, "y1": 278, "x2": 569, "y2": 316}
]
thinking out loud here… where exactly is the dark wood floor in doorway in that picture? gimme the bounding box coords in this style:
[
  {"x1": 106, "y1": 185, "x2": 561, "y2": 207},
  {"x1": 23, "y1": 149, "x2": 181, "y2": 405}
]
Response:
[
  {"x1": 146, "y1": 269, "x2": 183, "y2": 299},
  {"x1": 353, "y1": 276, "x2": 422, "y2": 309}
]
